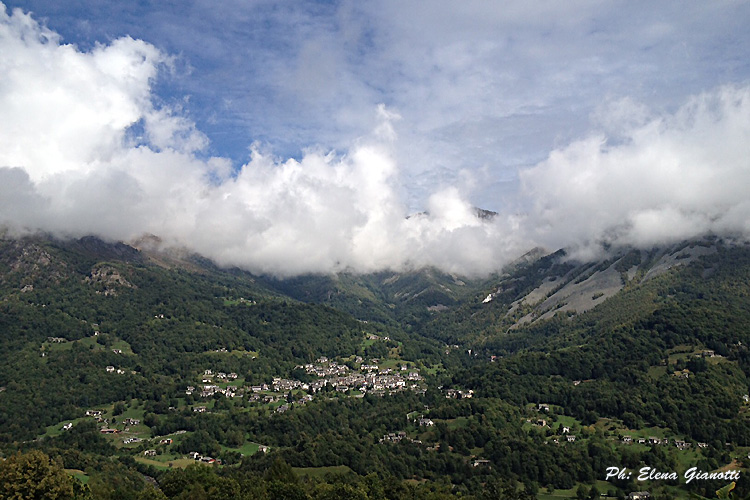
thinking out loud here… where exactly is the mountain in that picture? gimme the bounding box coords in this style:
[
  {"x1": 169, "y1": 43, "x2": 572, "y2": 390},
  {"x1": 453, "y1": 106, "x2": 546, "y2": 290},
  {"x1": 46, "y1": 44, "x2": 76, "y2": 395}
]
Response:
[
  {"x1": 1, "y1": 233, "x2": 750, "y2": 499},
  {"x1": 257, "y1": 266, "x2": 487, "y2": 329}
]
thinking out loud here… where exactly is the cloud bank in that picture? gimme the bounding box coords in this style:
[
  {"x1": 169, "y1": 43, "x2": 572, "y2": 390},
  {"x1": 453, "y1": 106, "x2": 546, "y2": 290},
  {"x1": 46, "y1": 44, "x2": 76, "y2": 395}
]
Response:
[{"x1": 1, "y1": 5, "x2": 749, "y2": 276}]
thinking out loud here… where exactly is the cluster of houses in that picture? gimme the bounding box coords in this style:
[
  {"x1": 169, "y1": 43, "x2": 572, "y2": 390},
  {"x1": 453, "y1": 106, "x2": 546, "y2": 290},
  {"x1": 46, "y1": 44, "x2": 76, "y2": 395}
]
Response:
[
  {"x1": 531, "y1": 403, "x2": 711, "y2": 452},
  {"x1": 621, "y1": 436, "x2": 707, "y2": 449},
  {"x1": 550, "y1": 435, "x2": 577, "y2": 444},
  {"x1": 105, "y1": 366, "x2": 127, "y2": 375},
  {"x1": 187, "y1": 358, "x2": 426, "y2": 408},
  {"x1": 184, "y1": 445, "x2": 267, "y2": 464},
  {"x1": 444, "y1": 389, "x2": 473, "y2": 399},
  {"x1": 300, "y1": 357, "x2": 350, "y2": 378},
  {"x1": 294, "y1": 358, "x2": 425, "y2": 396},
  {"x1": 417, "y1": 417, "x2": 434, "y2": 427},
  {"x1": 379, "y1": 431, "x2": 422, "y2": 445},
  {"x1": 187, "y1": 452, "x2": 218, "y2": 464},
  {"x1": 141, "y1": 440, "x2": 177, "y2": 457},
  {"x1": 185, "y1": 370, "x2": 241, "y2": 398},
  {"x1": 627, "y1": 492, "x2": 650, "y2": 500},
  {"x1": 85, "y1": 409, "x2": 108, "y2": 424}
]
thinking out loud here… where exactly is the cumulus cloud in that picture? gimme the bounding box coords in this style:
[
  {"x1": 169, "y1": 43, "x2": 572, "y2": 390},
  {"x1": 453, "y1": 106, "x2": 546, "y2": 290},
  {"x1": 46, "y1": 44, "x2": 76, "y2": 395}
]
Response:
[
  {"x1": 521, "y1": 85, "x2": 750, "y2": 259},
  {"x1": 1, "y1": 4, "x2": 749, "y2": 277}
]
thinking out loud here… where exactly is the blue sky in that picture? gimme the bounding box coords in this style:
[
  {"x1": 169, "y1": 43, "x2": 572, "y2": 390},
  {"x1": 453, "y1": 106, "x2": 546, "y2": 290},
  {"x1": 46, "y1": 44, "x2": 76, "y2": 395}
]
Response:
[
  {"x1": 2, "y1": 1, "x2": 750, "y2": 275},
  {"x1": 10, "y1": 0, "x2": 750, "y2": 209}
]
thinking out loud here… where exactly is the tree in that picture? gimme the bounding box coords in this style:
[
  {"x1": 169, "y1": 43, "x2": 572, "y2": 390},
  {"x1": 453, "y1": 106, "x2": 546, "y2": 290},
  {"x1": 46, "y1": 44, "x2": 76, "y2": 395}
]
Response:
[
  {"x1": 113, "y1": 401, "x2": 126, "y2": 416},
  {"x1": 576, "y1": 484, "x2": 589, "y2": 500},
  {"x1": 588, "y1": 484, "x2": 600, "y2": 499},
  {"x1": 0, "y1": 450, "x2": 78, "y2": 499}
]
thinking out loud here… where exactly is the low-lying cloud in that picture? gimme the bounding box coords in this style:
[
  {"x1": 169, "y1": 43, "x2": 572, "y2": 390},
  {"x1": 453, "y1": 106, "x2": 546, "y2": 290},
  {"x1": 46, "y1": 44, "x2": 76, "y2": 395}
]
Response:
[
  {"x1": 522, "y1": 85, "x2": 750, "y2": 260},
  {"x1": 1, "y1": 5, "x2": 749, "y2": 277}
]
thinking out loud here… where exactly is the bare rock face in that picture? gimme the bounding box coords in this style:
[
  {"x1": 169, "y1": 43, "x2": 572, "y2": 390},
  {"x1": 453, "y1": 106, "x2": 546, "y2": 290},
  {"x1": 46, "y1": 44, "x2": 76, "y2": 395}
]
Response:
[
  {"x1": 1, "y1": 241, "x2": 67, "y2": 289},
  {"x1": 10, "y1": 244, "x2": 53, "y2": 272},
  {"x1": 84, "y1": 265, "x2": 136, "y2": 296}
]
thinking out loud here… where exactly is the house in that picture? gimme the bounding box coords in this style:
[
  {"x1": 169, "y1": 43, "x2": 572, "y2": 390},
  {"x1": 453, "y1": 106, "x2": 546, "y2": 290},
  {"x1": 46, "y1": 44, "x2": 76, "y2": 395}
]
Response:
[
  {"x1": 193, "y1": 406, "x2": 207, "y2": 413},
  {"x1": 628, "y1": 492, "x2": 650, "y2": 500},
  {"x1": 62, "y1": 423, "x2": 73, "y2": 431},
  {"x1": 144, "y1": 449, "x2": 157, "y2": 456},
  {"x1": 258, "y1": 445, "x2": 270, "y2": 453},
  {"x1": 472, "y1": 459, "x2": 490, "y2": 467},
  {"x1": 674, "y1": 440, "x2": 691, "y2": 450},
  {"x1": 561, "y1": 426, "x2": 571, "y2": 434},
  {"x1": 100, "y1": 428, "x2": 119, "y2": 434},
  {"x1": 623, "y1": 436, "x2": 633, "y2": 444},
  {"x1": 538, "y1": 403, "x2": 550, "y2": 412},
  {"x1": 159, "y1": 438, "x2": 173, "y2": 445},
  {"x1": 188, "y1": 452, "x2": 201, "y2": 460},
  {"x1": 276, "y1": 404, "x2": 290, "y2": 414},
  {"x1": 418, "y1": 418, "x2": 434, "y2": 427},
  {"x1": 123, "y1": 418, "x2": 140, "y2": 426},
  {"x1": 637, "y1": 438, "x2": 647, "y2": 444},
  {"x1": 566, "y1": 435, "x2": 576, "y2": 442},
  {"x1": 697, "y1": 442, "x2": 708, "y2": 448},
  {"x1": 701, "y1": 350, "x2": 715, "y2": 358},
  {"x1": 106, "y1": 366, "x2": 115, "y2": 373},
  {"x1": 536, "y1": 419, "x2": 547, "y2": 427}
]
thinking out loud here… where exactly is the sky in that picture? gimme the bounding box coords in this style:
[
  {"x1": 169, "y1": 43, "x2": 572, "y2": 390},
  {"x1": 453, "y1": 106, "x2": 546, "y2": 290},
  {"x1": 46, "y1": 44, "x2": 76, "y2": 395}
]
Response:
[{"x1": 1, "y1": 1, "x2": 750, "y2": 276}]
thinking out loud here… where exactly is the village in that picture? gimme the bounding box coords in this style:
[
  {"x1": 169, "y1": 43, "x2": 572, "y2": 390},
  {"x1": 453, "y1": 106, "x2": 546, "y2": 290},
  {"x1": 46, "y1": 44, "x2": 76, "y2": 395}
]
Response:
[{"x1": 186, "y1": 355, "x2": 427, "y2": 413}]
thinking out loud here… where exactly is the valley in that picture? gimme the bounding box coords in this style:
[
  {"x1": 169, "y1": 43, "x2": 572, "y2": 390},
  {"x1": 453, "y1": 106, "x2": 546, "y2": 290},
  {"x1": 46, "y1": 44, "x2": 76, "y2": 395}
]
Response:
[{"x1": 1, "y1": 235, "x2": 749, "y2": 499}]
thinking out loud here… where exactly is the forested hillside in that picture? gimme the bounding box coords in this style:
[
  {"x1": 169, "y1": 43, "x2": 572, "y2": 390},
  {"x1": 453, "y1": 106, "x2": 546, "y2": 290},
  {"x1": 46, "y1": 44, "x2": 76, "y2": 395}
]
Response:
[{"x1": 1, "y1": 235, "x2": 749, "y2": 499}]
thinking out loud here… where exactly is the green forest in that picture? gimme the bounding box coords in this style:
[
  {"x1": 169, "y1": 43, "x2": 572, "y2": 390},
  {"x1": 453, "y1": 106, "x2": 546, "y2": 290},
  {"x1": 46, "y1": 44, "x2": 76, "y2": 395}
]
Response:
[{"x1": 1, "y1": 235, "x2": 749, "y2": 499}]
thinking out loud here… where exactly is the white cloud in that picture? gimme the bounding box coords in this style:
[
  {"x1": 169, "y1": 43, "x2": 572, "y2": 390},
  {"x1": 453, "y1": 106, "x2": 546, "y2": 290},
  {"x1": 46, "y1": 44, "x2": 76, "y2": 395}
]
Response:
[
  {"x1": 1, "y1": 4, "x2": 750, "y2": 278},
  {"x1": 520, "y1": 85, "x2": 750, "y2": 257}
]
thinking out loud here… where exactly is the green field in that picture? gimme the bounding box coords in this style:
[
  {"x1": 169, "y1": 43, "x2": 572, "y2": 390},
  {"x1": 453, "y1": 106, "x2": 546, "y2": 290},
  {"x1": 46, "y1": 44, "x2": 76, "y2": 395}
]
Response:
[{"x1": 65, "y1": 469, "x2": 89, "y2": 484}]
